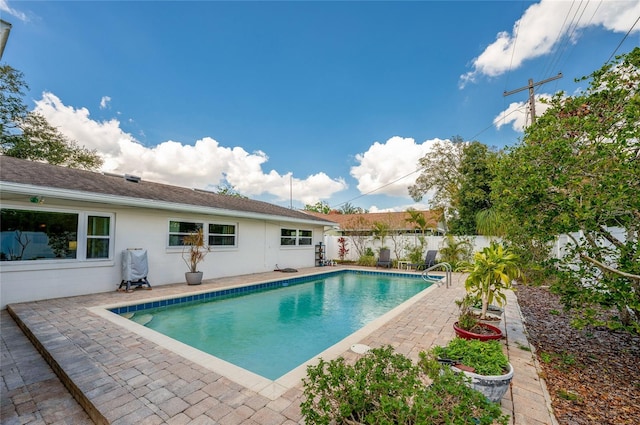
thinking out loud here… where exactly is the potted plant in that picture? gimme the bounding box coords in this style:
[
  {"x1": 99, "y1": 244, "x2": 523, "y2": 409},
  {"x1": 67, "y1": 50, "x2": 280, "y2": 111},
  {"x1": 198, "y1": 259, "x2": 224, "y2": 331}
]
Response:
[
  {"x1": 182, "y1": 228, "x2": 210, "y2": 285},
  {"x1": 453, "y1": 294, "x2": 503, "y2": 341},
  {"x1": 302, "y1": 345, "x2": 509, "y2": 424},
  {"x1": 462, "y1": 242, "x2": 521, "y2": 321},
  {"x1": 430, "y1": 337, "x2": 514, "y2": 403}
]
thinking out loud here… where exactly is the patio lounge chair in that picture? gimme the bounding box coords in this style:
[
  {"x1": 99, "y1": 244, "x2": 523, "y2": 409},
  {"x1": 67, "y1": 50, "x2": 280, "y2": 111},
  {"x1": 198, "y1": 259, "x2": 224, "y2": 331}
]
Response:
[
  {"x1": 411, "y1": 250, "x2": 438, "y2": 270},
  {"x1": 376, "y1": 248, "x2": 392, "y2": 268}
]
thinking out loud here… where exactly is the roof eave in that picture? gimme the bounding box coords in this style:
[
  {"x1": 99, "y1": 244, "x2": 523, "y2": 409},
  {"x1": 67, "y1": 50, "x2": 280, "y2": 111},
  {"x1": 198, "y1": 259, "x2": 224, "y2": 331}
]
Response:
[{"x1": 0, "y1": 182, "x2": 336, "y2": 227}]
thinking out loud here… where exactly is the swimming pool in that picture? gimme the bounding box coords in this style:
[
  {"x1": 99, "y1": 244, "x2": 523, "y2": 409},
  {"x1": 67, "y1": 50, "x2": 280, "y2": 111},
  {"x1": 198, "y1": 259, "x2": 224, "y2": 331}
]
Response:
[
  {"x1": 121, "y1": 271, "x2": 432, "y2": 380},
  {"x1": 97, "y1": 269, "x2": 440, "y2": 399}
]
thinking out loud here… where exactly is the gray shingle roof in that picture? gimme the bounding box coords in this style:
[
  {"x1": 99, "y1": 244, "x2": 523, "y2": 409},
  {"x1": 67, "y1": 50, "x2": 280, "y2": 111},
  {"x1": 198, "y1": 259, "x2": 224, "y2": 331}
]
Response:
[{"x1": 0, "y1": 156, "x2": 335, "y2": 225}]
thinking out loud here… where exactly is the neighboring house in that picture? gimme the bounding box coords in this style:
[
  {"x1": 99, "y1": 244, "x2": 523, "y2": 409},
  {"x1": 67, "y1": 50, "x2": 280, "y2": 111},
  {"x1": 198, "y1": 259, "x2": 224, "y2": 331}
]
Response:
[
  {"x1": 0, "y1": 156, "x2": 336, "y2": 308},
  {"x1": 304, "y1": 210, "x2": 443, "y2": 236},
  {"x1": 303, "y1": 210, "x2": 444, "y2": 262}
]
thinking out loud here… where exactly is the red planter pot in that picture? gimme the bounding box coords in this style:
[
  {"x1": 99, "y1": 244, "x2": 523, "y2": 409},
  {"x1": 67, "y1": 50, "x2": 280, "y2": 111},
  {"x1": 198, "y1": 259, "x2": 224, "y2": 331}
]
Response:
[{"x1": 453, "y1": 322, "x2": 503, "y2": 341}]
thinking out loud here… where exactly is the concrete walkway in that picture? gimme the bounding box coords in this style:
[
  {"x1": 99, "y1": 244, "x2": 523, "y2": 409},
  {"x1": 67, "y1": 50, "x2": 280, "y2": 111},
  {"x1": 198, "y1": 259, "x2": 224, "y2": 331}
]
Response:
[{"x1": 1, "y1": 267, "x2": 557, "y2": 424}]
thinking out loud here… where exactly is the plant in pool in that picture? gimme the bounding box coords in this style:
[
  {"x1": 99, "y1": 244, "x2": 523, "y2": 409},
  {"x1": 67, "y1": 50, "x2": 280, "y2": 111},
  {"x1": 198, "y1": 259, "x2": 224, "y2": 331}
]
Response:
[{"x1": 301, "y1": 346, "x2": 509, "y2": 425}]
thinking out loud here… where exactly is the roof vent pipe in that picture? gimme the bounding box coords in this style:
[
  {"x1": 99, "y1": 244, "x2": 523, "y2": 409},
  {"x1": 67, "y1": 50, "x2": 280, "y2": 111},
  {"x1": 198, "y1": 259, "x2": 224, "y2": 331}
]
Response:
[{"x1": 124, "y1": 174, "x2": 141, "y2": 183}]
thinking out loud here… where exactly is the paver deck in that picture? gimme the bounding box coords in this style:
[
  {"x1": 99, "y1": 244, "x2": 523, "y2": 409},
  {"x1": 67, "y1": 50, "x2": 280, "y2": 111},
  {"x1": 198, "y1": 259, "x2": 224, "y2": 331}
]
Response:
[{"x1": 1, "y1": 267, "x2": 557, "y2": 424}]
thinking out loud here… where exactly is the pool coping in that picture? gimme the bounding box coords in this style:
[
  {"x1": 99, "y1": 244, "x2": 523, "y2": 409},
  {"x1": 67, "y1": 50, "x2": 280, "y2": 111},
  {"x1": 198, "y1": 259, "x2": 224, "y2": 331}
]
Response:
[
  {"x1": 89, "y1": 269, "x2": 441, "y2": 400},
  {"x1": 5, "y1": 266, "x2": 558, "y2": 424}
]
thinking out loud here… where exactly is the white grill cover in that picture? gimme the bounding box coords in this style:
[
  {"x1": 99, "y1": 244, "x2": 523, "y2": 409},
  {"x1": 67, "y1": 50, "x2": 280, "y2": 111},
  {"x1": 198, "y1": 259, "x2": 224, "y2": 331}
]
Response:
[{"x1": 121, "y1": 249, "x2": 148, "y2": 281}]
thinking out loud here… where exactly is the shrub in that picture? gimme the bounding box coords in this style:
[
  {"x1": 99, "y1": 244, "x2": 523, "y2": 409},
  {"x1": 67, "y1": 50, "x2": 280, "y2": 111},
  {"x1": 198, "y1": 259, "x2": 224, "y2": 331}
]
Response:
[
  {"x1": 430, "y1": 338, "x2": 509, "y2": 376},
  {"x1": 301, "y1": 346, "x2": 509, "y2": 425},
  {"x1": 357, "y1": 255, "x2": 376, "y2": 267}
]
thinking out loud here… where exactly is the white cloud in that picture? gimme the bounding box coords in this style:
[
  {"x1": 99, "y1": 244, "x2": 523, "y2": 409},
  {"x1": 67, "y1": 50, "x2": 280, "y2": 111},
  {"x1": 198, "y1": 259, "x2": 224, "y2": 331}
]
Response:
[
  {"x1": 99, "y1": 96, "x2": 111, "y2": 109},
  {"x1": 368, "y1": 202, "x2": 431, "y2": 214},
  {"x1": 0, "y1": 0, "x2": 29, "y2": 22},
  {"x1": 494, "y1": 94, "x2": 554, "y2": 132},
  {"x1": 32, "y1": 92, "x2": 347, "y2": 204},
  {"x1": 460, "y1": 0, "x2": 640, "y2": 87},
  {"x1": 350, "y1": 136, "x2": 443, "y2": 198}
]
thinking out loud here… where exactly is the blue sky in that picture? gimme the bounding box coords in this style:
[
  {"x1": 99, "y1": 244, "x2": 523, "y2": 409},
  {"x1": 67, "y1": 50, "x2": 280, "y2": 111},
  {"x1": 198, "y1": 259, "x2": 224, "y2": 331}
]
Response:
[{"x1": 2, "y1": 0, "x2": 639, "y2": 212}]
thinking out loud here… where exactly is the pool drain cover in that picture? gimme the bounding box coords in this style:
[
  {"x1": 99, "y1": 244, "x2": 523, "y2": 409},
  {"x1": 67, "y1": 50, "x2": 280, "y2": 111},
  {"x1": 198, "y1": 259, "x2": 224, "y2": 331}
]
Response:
[{"x1": 350, "y1": 344, "x2": 371, "y2": 354}]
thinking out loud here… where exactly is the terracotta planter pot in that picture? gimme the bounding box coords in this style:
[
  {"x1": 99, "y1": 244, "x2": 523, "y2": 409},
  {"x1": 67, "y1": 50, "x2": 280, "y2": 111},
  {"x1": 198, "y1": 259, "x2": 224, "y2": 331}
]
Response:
[{"x1": 453, "y1": 321, "x2": 503, "y2": 341}]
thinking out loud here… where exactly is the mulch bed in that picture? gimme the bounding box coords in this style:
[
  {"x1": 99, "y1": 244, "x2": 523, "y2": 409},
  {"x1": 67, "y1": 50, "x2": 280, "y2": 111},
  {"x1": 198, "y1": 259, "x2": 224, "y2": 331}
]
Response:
[{"x1": 515, "y1": 283, "x2": 640, "y2": 425}]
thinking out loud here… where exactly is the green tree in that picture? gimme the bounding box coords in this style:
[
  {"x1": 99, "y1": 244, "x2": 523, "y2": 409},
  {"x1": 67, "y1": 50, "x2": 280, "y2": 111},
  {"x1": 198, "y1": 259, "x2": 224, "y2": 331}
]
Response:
[
  {"x1": 215, "y1": 182, "x2": 248, "y2": 198},
  {"x1": 303, "y1": 201, "x2": 332, "y2": 214},
  {"x1": 404, "y1": 208, "x2": 429, "y2": 236},
  {"x1": 0, "y1": 65, "x2": 27, "y2": 135},
  {"x1": 493, "y1": 48, "x2": 640, "y2": 332},
  {"x1": 0, "y1": 65, "x2": 102, "y2": 170},
  {"x1": 449, "y1": 142, "x2": 496, "y2": 235},
  {"x1": 371, "y1": 220, "x2": 390, "y2": 248},
  {"x1": 409, "y1": 136, "x2": 466, "y2": 222},
  {"x1": 475, "y1": 208, "x2": 507, "y2": 238},
  {"x1": 438, "y1": 234, "x2": 472, "y2": 270},
  {"x1": 343, "y1": 215, "x2": 371, "y2": 258},
  {"x1": 338, "y1": 202, "x2": 366, "y2": 214}
]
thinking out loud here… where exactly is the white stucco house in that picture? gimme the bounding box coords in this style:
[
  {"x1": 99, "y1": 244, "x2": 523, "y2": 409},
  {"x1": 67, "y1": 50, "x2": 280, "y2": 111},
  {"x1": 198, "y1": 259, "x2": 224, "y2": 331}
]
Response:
[{"x1": 0, "y1": 156, "x2": 336, "y2": 308}]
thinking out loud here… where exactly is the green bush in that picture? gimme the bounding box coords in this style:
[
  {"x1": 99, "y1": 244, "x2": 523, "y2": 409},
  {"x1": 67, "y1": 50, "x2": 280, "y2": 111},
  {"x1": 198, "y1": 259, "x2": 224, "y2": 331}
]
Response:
[
  {"x1": 407, "y1": 244, "x2": 424, "y2": 265},
  {"x1": 301, "y1": 346, "x2": 509, "y2": 425},
  {"x1": 357, "y1": 255, "x2": 376, "y2": 267}
]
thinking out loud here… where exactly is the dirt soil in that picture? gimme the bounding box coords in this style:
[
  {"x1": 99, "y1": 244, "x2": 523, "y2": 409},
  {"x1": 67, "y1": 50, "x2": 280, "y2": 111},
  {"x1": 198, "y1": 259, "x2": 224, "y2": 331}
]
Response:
[{"x1": 515, "y1": 284, "x2": 640, "y2": 425}]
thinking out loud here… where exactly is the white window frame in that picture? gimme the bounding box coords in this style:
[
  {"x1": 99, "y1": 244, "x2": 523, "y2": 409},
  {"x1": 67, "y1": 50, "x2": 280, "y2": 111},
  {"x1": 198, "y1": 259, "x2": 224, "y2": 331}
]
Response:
[
  {"x1": 0, "y1": 205, "x2": 114, "y2": 264},
  {"x1": 208, "y1": 222, "x2": 238, "y2": 248},
  {"x1": 168, "y1": 220, "x2": 238, "y2": 249},
  {"x1": 168, "y1": 220, "x2": 203, "y2": 248},
  {"x1": 280, "y1": 228, "x2": 313, "y2": 246}
]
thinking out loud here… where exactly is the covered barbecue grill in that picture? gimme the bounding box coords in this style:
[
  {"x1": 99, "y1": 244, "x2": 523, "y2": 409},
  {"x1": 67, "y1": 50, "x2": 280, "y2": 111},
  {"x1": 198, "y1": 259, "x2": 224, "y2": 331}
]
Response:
[{"x1": 118, "y1": 248, "x2": 151, "y2": 292}]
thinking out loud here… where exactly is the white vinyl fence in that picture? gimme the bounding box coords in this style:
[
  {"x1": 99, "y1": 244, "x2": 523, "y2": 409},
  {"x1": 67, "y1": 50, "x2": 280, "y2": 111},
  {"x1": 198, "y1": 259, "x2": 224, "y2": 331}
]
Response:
[
  {"x1": 322, "y1": 234, "x2": 494, "y2": 263},
  {"x1": 323, "y1": 227, "x2": 627, "y2": 265}
]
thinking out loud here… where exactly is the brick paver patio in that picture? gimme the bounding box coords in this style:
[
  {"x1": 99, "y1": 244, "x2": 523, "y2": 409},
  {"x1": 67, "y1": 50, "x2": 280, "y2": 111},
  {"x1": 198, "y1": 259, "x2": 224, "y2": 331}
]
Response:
[{"x1": 1, "y1": 267, "x2": 557, "y2": 424}]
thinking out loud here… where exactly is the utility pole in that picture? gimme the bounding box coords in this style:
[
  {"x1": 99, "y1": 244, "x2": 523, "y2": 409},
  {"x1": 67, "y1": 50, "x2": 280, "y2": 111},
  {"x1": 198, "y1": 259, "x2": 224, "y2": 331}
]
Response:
[
  {"x1": 504, "y1": 72, "x2": 563, "y2": 125},
  {"x1": 0, "y1": 19, "x2": 11, "y2": 60}
]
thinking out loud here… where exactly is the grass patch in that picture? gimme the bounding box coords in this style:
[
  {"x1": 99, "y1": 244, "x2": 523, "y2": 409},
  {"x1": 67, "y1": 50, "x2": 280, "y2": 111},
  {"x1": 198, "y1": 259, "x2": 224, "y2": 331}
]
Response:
[
  {"x1": 539, "y1": 352, "x2": 553, "y2": 363},
  {"x1": 557, "y1": 389, "x2": 583, "y2": 403}
]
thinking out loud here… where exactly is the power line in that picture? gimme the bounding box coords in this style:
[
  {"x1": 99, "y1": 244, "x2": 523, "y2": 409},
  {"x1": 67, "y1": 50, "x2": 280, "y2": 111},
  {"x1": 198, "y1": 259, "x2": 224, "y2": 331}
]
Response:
[
  {"x1": 331, "y1": 13, "x2": 638, "y2": 211},
  {"x1": 544, "y1": 0, "x2": 589, "y2": 80},
  {"x1": 605, "y1": 14, "x2": 640, "y2": 64},
  {"x1": 331, "y1": 168, "x2": 423, "y2": 210}
]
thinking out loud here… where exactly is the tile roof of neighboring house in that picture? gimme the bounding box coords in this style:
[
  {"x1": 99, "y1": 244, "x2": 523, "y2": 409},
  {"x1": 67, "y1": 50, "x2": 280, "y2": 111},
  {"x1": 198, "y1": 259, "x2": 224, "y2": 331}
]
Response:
[
  {"x1": 0, "y1": 156, "x2": 336, "y2": 225},
  {"x1": 303, "y1": 210, "x2": 440, "y2": 231}
]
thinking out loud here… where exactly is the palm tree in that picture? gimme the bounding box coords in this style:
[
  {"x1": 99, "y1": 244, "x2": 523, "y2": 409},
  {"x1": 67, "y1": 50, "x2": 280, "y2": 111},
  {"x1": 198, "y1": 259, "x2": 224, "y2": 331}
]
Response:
[
  {"x1": 463, "y1": 242, "x2": 521, "y2": 320},
  {"x1": 475, "y1": 208, "x2": 506, "y2": 238},
  {"x1": 438, "y1": 235, "x2": 472, "y2": 269}
]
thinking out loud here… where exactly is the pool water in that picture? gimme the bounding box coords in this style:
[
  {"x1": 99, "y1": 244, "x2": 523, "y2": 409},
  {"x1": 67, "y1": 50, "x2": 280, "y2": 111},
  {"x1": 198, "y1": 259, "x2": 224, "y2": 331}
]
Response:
[{"x1": 123, "y1": 272, "x2": 432, "y2": 380}]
